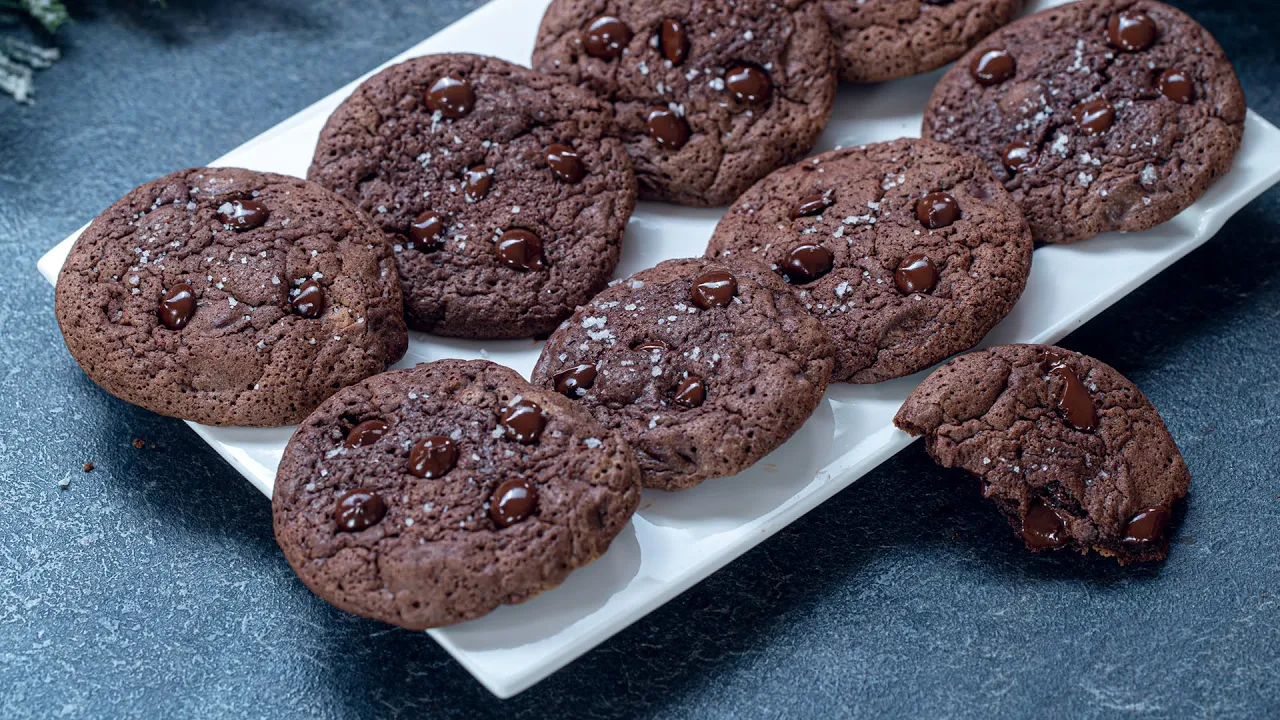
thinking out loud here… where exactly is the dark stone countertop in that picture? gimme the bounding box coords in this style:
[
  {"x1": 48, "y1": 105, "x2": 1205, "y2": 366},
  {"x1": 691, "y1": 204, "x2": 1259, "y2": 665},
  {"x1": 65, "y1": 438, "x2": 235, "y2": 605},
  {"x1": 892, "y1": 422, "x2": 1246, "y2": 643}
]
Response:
[{"x1": 1, "y1": 1, "x2": 1276, "y2": 717}]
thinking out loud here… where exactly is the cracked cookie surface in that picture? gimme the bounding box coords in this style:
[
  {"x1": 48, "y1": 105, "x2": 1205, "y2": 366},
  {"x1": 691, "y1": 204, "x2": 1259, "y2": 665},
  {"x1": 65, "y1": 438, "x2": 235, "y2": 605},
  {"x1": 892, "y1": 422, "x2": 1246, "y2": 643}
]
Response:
[
  {"x1": 308, "y1": 53, "x2": 637, "y2": 339},
  {"x1": 894, "y1": 344, "x2": 1190, "y2": 563},
  {"x1": 55, "y1": 167, "x2": 408, "y2": 427},
  {"x1": 532, "y1": 0, "x2": 837, "y2": 207},
  {"x1": 707, "y1": 138, "x2": 1033, "y2": 384},
  {"x1": 824, "y1": 0, "x2": 1024, "y2": 84},
  {"x1": 530, "y1": 258, "x2": 835, "y2": 491},
  {"x1": 923, "y1": 0, "x2": 1245, "y2": 244},
  {"x1": 272, "y1": 359, "x2": 642, "y2": 630}
]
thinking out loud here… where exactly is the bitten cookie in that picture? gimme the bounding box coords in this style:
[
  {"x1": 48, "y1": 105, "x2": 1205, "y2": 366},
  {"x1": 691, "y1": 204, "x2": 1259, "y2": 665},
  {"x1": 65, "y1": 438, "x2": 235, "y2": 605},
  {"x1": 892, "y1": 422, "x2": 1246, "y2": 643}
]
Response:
[
  {"x1": 272, "y1": 359, "x2": 643, "y2": 630},
  {"x1": 530, "y1": 258, "x2": 835, "y2": 491},
  {"x1": 923, "y1": 0, "x2": 1245, "y2": 244},
  {"x1": 707, "y1": 138, "x2": 1033, "y2": 384},
  {"x1": 894, "y1": 344, "x2": 1190, "y2": 563},
  {"x1": 824, "y1": 0, "x2": 1025, "y2": 84},
  {"x1": 532, "y1": 0, "x2": 837, "y2": 207},
  {"x1": 308, "y1": 53, "x2": 637, "y2": 339},
  {"x1": 55, "y1": 167, "x2": 408, "y2": 427}
]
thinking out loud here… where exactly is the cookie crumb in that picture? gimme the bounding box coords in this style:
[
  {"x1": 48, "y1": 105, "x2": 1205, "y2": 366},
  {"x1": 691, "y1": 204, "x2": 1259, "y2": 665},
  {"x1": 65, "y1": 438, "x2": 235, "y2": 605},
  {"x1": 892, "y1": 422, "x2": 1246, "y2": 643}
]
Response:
[
  {"x1": 132, "y1": 438, "x2": 146, "y2": 449},
  {"x1": 82, "y1": 462, "x2": 94, "y2": 472}
]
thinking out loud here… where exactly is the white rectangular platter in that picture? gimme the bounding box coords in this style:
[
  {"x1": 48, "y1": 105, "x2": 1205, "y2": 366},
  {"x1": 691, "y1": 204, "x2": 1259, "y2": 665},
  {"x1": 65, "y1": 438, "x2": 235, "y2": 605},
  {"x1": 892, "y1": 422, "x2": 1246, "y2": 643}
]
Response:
[{"x1": 37, "y1": 0, "x2": 1280, "y2": 699}]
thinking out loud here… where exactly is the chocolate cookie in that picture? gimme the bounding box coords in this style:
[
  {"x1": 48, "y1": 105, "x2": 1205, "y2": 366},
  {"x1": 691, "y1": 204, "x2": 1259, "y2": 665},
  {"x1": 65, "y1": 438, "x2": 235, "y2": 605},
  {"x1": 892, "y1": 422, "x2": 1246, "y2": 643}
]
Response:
[
  {"x1": 54, "y1": 167, "x2": 408, "y2": 427},
  {"x1": 923, "y1": 0, "x2": 1246, "y2": 244},
  {"x1": 894, "y1": 344, "x2": 1190, "y2": 563},
  {"x1": 825, "y1": 0, "x2": 1025, "y2": 84},
  {"x1": 530, "y1": 258, "x2": 835, "y2": 490},
  {"x1": 532, "y1": 0, "x2": 837, "y2": 207},
  {"x1": 272, "y1": 359, "x2": 642, "y2": 629},
  {"x1": 706, "y1": 138, "x2": 1033, "y2": 384},
  {"x1": 308, "y1": 53, "x2": 637, "y2": 339}
]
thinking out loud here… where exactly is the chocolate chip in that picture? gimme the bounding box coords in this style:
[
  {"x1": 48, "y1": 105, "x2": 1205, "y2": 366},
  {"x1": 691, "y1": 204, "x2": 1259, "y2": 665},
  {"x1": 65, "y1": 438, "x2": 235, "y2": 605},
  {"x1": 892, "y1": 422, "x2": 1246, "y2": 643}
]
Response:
[
  {"x1": 408, "y1": 436, "x2": 458, "y2": 479},
  {"x1": 645, "y1": 105, "x2": 690, "y2": 150},
  {"x1": 1107, "y1": 10, "x2": 1158, "y2": 52},
  {"x1": 545, "y1": 143, "x2": 586, "y2": 184},
  {"x1": 1021, "y1": 500, "x2": 1067, "y2": 549},
  {"x1": 690, "y1": 269, "x2": 738, "y2": 309},
  {"x1": 496, "y1": 229, "x2": 545, "y2": 271},
  {"x1": 160, "y1": 283, "x2": 196, "y2": 330},
  {"x1": 894, "y1": 253, "x2": 938, "y2": 295},
  {"x1": 725, "y1": 65, "x2": 772, "y2": 105},
  {"x1": 582, "y1": 16, "x2": 631, "y2": 59},
  {"x1": 1072, "y1": 97, "x2": 1116, "y2": 136},
  {"x1": 1123, "y1": 505, "x2": 1172, "y2": 544},
  {"x1": 659, "y1": 18, "x2": 689, "y2": 66},
  {"x1": 1001, "y1": 141, "x2": 1037, "y2": 173},
  {"x1": 335, "y1": 489, "x2": 386, "y2": 532},
  {"x1": 345, "y1": 419, "x2": 389, "y2": 448},
  {"x1": 969, "y1": 49, "x2": 1015, "y2": 86},
  {"x1": 291, "y1": 279, "x2": 325, "y2": 319},
  {"x1": 1157, "y1": 68, "x2": 1194, "y2": 104},
  {"x1": 489, "y1": 478, "x2": 537, "y2": 527},
  {"x1": 500, "y1": 400, "x2": 546, "y2": 443},
  {"x1": 916, "y1": 192, "x2": 960, "y2": 229},
  {"x1": 673, "y1": 376, "x2": 706, "y2": 408},
  {"x1": 1047, "y1": 358, "x2": 1097, "y2": 432},
  {"x1": 782, "y1": 244, "x2": 834, "y2": 285},
  {"x1": 426, "y1": 76, "x2": 475, "y2": 120},
  {"x1": 791, "y1": 193, "x2": 833, "y2": 219},
  {"x1": 464, "y1": 165, "x2": 493, "y2": 202},
  {"x1": 409, "y1": 210, "x2": 446, "y2": 250},
  {"x1": 553, "y1": 364, "x2": 597, "y2": 398},
  {"x1": 217, "y1": 199, "x2": 269, "y2": 230}
]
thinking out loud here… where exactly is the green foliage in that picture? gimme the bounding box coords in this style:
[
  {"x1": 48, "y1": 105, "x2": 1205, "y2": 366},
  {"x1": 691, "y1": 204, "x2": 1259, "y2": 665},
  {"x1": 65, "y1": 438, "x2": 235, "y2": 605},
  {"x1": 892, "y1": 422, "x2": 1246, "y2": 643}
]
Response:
[{"x1": 3, "y1": 0, "x2": 72, "y2": 33}]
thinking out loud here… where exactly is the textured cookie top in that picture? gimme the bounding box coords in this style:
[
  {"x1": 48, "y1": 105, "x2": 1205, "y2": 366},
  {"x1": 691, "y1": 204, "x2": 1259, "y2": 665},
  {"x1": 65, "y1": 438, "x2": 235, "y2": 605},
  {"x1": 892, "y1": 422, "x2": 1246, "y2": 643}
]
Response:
[
  {"x1": 707, "y1": 138, "x2": 1033, "y2": 384},
  {"x1": 894, "y1": 344, "x2": 1190, "y2": 563},
  {"x1": 54, "y1": 167, "x2": 407, "y2": 427},
  {"x1": 308, "y1": 53, "x2": 637, "y2": 339},
  {"x1": 272, "y1": 359, "x2": 642, "y2": 630},
  {"x1": 923, "y1": 0, "x2": 1245, "y2": 244},
  {"x1": 825, "y1": 0, "x2": 1024, "y2": 84},
  {"x1": 532, "y1": 0, "x2": 837, "y2": 207},
  {"x1": 530, "y1": 258, "x2": 835, "y2": 490}
]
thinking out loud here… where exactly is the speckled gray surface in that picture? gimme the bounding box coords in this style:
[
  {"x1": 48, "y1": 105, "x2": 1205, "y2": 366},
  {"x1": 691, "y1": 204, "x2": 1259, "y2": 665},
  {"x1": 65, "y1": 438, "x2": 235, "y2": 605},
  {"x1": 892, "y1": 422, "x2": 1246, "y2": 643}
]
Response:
[{"x1": 1, "y1": 0, "x2": 1277, "y2": 717}]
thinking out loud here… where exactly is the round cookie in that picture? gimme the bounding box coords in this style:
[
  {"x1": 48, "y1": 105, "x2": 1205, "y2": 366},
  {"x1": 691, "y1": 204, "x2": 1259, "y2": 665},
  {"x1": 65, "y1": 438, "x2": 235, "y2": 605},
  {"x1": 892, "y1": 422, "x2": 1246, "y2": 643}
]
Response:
[
  {"x1": 923, "y1": 0, "x2": 1246, "y2": 244},
  {"x1": 894, "y1": 344, "x2": 1191, "y2": 564},
  {"x1": 532, "y1": 0, "x2": 837, "y2": 207},
  {"x1": 706, "y1": 138, "x2": 1033, "y2": 384},
  {"x1": 55, "y1": 167, "x2": 408, "y2": 427},
  {"x1": 530, "y1": 258, "x2": 835, "y2": 491},
  {"x1": 308, "y1": 53, "x2": 637, "y2": 339},
  {"x1": 272, "y1": 359, "x2": 642, "y2": 630},
  {"x1": 824, "y1": 0, "x2": 1025, "y2": 84}
]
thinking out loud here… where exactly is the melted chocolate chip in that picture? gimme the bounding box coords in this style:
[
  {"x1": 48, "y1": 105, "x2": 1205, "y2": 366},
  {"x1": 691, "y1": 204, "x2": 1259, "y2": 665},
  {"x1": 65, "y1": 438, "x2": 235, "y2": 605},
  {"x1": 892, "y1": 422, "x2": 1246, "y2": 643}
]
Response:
[
  {"x1": 583, "y1": 16, "x2": 631, "y2": 59},
  {"x1": 634, "y1": 339, "x2": 668, "y2": 352},
  {"x1": 426, "y1": 76, "x2": 474, "y2": 120},
  {"x1": 645, "y1": 106, "x2": 690, "y2": 150},
  {"x1": 500, "y1": 400, "x2": 546, "y2": 444},
  {"x1": 409, "y1": 210, "x2": 446, "y2": 250},
  {"x1": 690, "y1": 269, "x2": 738, "y2": 310},
  {"x1": 1047, "y1": 359, "x2": 1097, "y2": 432},
  {"x1": 791, "y1": 193, "x2": 833, "y2": 219},
  {"x1": 335, "y1": 489, "x2": 386, "y2": 532},
  {"x1": 1022, "y1": 500, "x2": 1067, "y2": 549},
  {"x1": 464, "y1": 165, "x2": 493, "y2": 202},
  {"x1": 553, "y1": 364, "x2": 597, "y2": 398},
  {"x1": 489, "y1": 478, "x2": 537, "y2": 527},
  {"x1": 345, "y1": 419, "x2": 389, "y2": 448},
  {"x1": 217, "y1": 199, "x2": 269, "y2": 230},
  {"x1": 969, "y1": 49, "x2": 1016, "y2": 86},
  {"x1": 1072, "y1": 97, "x2": 1116, "y2": 136},
  {"x1": 782, "y1": 244, "x2": 834, "y2": 285},
  {"x1": 916, "y1": 192, "x2": 960, "y2": 229},
  {"x1": 659, "y1": 18, "x2": 689, "y2": 66},
  {"x1": 291, "y1": 279, "x2": 325, "y2": 319},
  {"x1": 496, "y1": 229, "x2": 545, "y2": 271},
  {"x1": 160, "y1": 283, "x2": 196, "y2": 330},
  {"x1": 725, "y1": 65, "x2": 772, "y2": 105},
  {"x1": 1107, "y1": 10, "x2": 1158, "y2": 52},
  {"x1": 545, "y1": 143, "x2": 586, "y2": 183},
  {"x1": 894, "y1": 253, "x2": 938, "y2": 295},
  {"x1": 408, "y1": 436, "x2": 458, "y2": 479},
  {"x1": 1001, "y1": 141, "x2": 1037, "y2": 173},
  {"x1": 673, "y1": 376, "x2": 706, "y2": 408},
  {"x1": 1123, "y1": 505, "x2": 1172, "y2": 544},
  {"x1": 1157, "y1": 68, "x2": 1194, "y2": 104}
]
